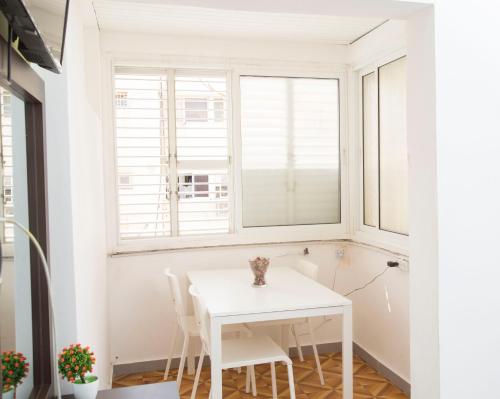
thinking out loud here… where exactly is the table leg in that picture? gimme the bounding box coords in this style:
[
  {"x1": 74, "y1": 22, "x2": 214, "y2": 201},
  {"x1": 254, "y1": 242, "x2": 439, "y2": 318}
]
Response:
[
  {"x1": 210, "y1": 317, "x2": 223, "y2": 399},
  {"x1": 342, "y1": 305, "x2": 353, "y2": 399}
]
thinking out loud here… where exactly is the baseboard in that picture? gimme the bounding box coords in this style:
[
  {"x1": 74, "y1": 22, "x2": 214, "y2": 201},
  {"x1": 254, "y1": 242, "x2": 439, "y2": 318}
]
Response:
[
  {"x1": 352, "y1": 343, "x2": 411, "y2": 397},
  {"x1": 114, "y1": 342, "x2": 411, "y2": 397}
]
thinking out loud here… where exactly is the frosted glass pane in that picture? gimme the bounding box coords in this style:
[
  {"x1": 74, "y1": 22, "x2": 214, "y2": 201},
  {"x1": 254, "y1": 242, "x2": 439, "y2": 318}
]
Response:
[
  {"x1": 362, "y1": 72, "x2": 378, "y2": 227},
  {"x1": 379, "y1": 57, "x2": 408, "y2": 235},
  {"x1": 240, "y1": 76, "x2": 340, "y2": 227}
]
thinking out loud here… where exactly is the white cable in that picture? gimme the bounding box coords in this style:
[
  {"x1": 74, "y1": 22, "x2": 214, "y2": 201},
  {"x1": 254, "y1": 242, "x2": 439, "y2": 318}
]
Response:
[{"x1": 0, "y1": 218, "x2": 62, "y2": 399}]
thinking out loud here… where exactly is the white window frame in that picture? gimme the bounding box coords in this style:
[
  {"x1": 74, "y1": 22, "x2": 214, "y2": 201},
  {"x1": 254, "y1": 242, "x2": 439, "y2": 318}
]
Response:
[
  {"x1": 102, "y1": 55, "x2": 349, "y2": 254},
  {"x1": 351, "y1": 49, "x2": 409, "y2": 254}
]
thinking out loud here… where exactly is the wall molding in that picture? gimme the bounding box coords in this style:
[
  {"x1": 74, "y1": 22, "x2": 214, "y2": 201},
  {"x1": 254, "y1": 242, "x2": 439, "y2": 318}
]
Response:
[{"x1": 113, "y1": 342, "x2": 411, "y2": 397}]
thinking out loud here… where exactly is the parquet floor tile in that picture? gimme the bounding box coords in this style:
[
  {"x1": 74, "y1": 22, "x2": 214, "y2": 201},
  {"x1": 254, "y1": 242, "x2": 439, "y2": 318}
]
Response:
[{"x1": 113, "y1": 353, "x2": 408, "y2": 399}]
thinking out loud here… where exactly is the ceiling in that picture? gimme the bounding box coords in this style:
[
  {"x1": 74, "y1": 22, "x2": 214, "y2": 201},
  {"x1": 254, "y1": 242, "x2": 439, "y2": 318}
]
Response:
[{"x1": 91, "y1": 1, "x2": 394, "y2": 45}]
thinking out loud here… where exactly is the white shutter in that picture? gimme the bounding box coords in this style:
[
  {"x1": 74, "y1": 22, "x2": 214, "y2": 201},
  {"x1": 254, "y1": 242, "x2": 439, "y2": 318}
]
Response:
[
  {"x1": 378, "y1": 57, "x2": 408, "y2": 235},
  {"x1": 0, "y1": 88, "x2": 14, "y2": 243},
  {"x1": 240, "y1": 76, "x2": 340, "y2": 227},
  {"x1": 174, "y1": 72, "x2": 230, "y2": 235},
  {"x1": 114, "y1": 68, "x2": 171, "y2": 240},
  {"x1": 113, "y1": 68, "x2": 231, "y2": 240}
]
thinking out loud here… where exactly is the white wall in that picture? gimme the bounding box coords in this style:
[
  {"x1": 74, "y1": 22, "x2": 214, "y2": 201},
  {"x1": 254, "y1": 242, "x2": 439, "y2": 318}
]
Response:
[
  {"x1": 348, "y1": 20, "x2": 406, "y2": 68},
  {"x1": 431, "y1": 1, "x2": 500, "y2": 398},
  {"x1": 100, "y1": 31, "x2": 348, "y2": 66},
  {"x1": 64, "y1": 0, "x2": 109, "y2": 388},
  {"x1": 109, "y1": 243, "x2": 344, "y2": 363},
  {"x1": 33, "y1": 0, "x2": 110, "y2": 392},
  {"x1": 406, "y1": 6, "x2": 439, "y2": 399},
  {"x1": 101, "y1": 27, "x2": 411, "y2": 384},
  {"x1": 344, "y1": 245, "x2": 410, "y2": 382}
]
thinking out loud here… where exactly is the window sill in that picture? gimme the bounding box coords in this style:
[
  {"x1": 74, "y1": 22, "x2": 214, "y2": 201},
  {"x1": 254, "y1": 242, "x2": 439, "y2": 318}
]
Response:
[
  {"x1": 110, "y1": 225, "x2": 350, "y2": 256},
  {"x1": 352, "y1": 229, "x2": 409, "y2": 256}
]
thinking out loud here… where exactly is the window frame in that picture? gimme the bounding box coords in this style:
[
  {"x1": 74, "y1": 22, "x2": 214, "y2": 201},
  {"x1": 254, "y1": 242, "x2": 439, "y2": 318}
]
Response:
[
  {"x1": 238, "y1": 74, "x2": 343, "y2": 229},
  {"x1": 352, "y1": 50, "x2": 409, "y2": 254},
  {"x1": 103, "y1": 56, "x2": 349, "y2": 254},
  {"x1": 111, "y1": 66, "x2": 234, "y2": 242}
]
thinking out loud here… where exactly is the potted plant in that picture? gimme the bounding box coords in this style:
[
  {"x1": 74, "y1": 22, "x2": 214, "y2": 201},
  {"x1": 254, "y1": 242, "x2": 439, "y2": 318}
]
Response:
[
  {"x1": 1, "y1": 351, "x2": 30, "y2": 399},
  {"x1": 58, "y1": 344, "x2": 97, "y2": 399}
]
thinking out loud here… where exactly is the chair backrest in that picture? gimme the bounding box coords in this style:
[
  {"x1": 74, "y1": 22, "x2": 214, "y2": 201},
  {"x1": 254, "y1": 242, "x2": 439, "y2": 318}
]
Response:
[
  {"x1": 188, "y1": 285, "x2": 211, "y2": 353},
  {"x1": 296, "y1": 259, "x2": 320, "y2": 282},
  {"x1": 164, "y1": 268, "x2": 186, "y2": 319}
]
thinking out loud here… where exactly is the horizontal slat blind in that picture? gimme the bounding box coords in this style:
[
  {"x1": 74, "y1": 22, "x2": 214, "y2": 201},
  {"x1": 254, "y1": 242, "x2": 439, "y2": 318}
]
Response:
[
  {"x1": 114, "y1": 69, "x2": 171, "y2": 239},
  {"x1": 378, "y1": 57, "x2": 408, "y2": 235},
  {"x1": 0, "y1": 88, "x2": 14, "y2": 243},
  {"x1": 175, "y1": 72, "x2": 230, "y2": 235},
  {"x1": 113, "y1": 68, "x2": 230, "y2": 240},
  {"x1": 240, "y1": 76, "x2": 340, "y2": 227}
]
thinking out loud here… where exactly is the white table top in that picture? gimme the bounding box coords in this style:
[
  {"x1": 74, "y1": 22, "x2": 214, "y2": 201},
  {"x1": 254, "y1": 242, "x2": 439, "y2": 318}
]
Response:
[{"x1": 187, "y1": 266, "x2": 351, "y2": 317}]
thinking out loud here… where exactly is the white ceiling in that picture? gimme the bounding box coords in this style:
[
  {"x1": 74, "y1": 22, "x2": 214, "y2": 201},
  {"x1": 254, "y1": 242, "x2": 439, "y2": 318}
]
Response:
[{"x1": 92, "y1": 1, "x2": 393, "y2": 45}]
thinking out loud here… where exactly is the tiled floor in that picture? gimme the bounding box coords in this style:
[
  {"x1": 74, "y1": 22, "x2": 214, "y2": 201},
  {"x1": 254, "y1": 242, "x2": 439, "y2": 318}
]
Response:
[{"x1": 113, "y1": 353, "x2": 408, "y2": 399}]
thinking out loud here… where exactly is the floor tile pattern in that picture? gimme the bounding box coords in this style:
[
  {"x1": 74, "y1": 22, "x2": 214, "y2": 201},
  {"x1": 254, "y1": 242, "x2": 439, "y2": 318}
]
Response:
[{"x1": 113, "y1": 353, "x2": 408, "y2": 399}]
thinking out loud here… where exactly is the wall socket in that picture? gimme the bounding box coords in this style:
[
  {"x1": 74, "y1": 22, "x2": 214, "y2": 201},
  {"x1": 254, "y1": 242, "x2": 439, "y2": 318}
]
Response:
[
  {"x1": 335, "y1": 248, "x2": 345, "y2": 258},
  {"x1": 398, "y1": 259, "x2": 410, "y2": 273}
]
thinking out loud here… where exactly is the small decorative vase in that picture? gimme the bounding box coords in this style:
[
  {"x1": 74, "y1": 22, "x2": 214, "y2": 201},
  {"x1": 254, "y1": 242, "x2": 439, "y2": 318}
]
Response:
[
  {"x1": 73, "y1": 376, "x2": 99, "y2": 399},
  {"x1": 3, "y1": 389, "x2": 14, "y2": 399},
  {"x1": 249, "y1": 257, "x2": 270, "y2": 287}
]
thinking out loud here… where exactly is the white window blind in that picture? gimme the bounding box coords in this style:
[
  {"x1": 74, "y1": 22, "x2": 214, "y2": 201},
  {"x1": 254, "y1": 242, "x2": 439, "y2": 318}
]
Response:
[
  {"x1": 362, "y1": 72, "x2": 378, "y2": 228},
  {"x1": 0, "y1": 88, "x2": 14, "y2": 243},
  {"x1": 240, "y1": 76, "x2": 340, "y2": 227},
  {"x1": 379, "y1": 57, "x2": 408, "y2": 235},
  {"x1": 114, "y1": 68, "x2": 170, "y2": 239},
  {"x1": 175, "y1": 72, "x2": 230, "y2": 235},
  {"x1": 361, "y1": 56, "x2": 408, "y2": 235},
  {"x1": 113, "y1": 68, "x2": 230, "y2": 240}
]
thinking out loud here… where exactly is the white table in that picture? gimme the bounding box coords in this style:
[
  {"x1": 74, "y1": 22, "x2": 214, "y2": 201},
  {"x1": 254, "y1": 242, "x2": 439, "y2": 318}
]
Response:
[{"x1": 187, "y1": 267, "x2": 353, "y2": 399}]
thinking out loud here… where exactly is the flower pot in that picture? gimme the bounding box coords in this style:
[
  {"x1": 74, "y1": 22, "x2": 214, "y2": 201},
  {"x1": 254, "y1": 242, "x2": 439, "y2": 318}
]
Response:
[
  {"x1": 3, "y1": 389, "x2": 14, "y2": 399},
  {"x1": 73, "y1": 376, "x2": 98, "y2": 399}
]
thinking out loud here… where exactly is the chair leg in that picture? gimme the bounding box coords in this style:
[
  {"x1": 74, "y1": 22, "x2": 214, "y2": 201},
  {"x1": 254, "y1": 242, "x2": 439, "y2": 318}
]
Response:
[
  {"x1": 290, "y1": 324, "x2": 304, "y2": 362},
  {"x1": 176, "y1": 334, "x2": 190, "y2": 387},
  {"x1": 188, "y1": 342, "x2": 196, "y2": 375},
  {"x1": 190, "y1": 347, "x2": 205, "y2": 399},
  {"x1": 164, "y1": 323, "x2": 178, "y2": 380},
  {"x1": 307, "y1": 319, "x2": 325, "y2": 385},
  {"x1": 245, "y1": 366, "x2": 251, "y2": 393},
  {"x1": 286, "y1": 362, "x2": 296, "y2": 399},
  {"x1": 270, "y1": 362, "x2": 277, "y2": 399},
  {"x1": 250, "y1": 365, "x2": 257, "y2": 397}
]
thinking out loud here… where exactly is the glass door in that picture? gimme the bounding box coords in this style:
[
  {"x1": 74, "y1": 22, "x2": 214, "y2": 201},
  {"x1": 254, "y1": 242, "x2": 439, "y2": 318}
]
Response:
[{"x1": 0, "y1": 86, "x2": 34, "y2": 398}]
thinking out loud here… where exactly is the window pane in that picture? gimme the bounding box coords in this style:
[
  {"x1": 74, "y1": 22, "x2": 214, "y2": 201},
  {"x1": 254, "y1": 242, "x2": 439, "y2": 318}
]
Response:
[
  {"x1": 114, "y1": 70, "x2": 171, "y2": 239},
  {"x1": 0, "y1": 88, "x2": 14, "y2": 243},
  {"x1": 362, "y1": 72, "x2": 378, "y2": 227},
  {"x1": 175, "y1": 73, "x2": 230, "y2": 235},
  {"x1": 379, "y1": 57, "x2": 408, "y2": 235},
  {"x1": 241, "y1": 76, "x2": 340, "y2": 227}
]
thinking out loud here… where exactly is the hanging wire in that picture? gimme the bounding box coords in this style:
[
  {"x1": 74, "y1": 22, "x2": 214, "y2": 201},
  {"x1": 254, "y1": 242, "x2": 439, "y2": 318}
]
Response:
[{"x1": 344, "y1": 267, "x2": 389, "y2": 297}]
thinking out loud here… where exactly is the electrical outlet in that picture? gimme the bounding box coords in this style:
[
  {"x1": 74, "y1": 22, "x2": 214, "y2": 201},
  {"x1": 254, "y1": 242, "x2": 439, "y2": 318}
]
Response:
[
  {"x1": 398, "y1": 260, "x2": 410, "y2": 273},
  {"x1": 335, "y1": 248, "x2": 345, "y2": 258}
]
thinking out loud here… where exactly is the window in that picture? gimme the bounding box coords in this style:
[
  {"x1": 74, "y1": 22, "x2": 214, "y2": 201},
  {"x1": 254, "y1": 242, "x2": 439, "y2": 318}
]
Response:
[
  {"x1": 113, "y1": 68, "x2": 230, "y2": 240},
  {"x1": 240, "y1": 76, "x2": 340, "y2": 227},
  {"x1": 184, "y1": 99, "x2": 208, "y2": 122},
  {"x1": 0, "y1": 88, "x2": 14, "y2": 243},
  {"x1": 361, "y1": 56, "x2": 408, "y2": 235}
]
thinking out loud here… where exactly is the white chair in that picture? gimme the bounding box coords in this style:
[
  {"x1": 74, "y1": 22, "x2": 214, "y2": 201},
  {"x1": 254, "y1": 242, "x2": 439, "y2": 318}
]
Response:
[
  {"x1": 189, "y1": 284, "x2": 296, "y2": 399},
  {"x1": 163, "y1": 268, "x2": 249, "y2": 387},
  {"x1": 244, "y1": 259, "x2": 325, "y2": 386},
  {"x1": 290, "y1": 259, "x2": 325, "y2": 385}
]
